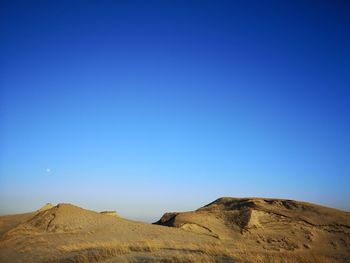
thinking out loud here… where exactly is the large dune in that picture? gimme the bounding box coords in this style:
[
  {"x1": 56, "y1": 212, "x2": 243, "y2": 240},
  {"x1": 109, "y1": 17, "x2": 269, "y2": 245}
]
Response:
[{"x1": 1, "y1": 198, "x2": 349, "y2": 262}]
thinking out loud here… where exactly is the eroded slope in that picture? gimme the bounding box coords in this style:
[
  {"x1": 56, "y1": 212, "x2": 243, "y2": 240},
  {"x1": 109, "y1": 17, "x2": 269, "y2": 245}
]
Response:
[
  {"x1": 156, "y1": 197, "x2": 350, "y2": 261},
  {"x1": 0, "y1": 203, "x2": 215, "y2": 263}
]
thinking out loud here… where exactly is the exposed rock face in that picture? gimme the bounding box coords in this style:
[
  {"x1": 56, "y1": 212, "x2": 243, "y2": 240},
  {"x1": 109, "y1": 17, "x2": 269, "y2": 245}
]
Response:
[
  {"x1": 100, "y1": 211, "x2": 119, "y2": 217},
  {"x1": 156, "y1": 197, "x2": 350, "y2": 253}
]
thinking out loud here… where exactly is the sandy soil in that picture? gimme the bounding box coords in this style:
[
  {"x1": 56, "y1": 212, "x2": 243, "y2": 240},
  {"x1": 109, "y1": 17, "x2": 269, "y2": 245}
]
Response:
[{"x1": 1, "y1": 197, "x2": 349, "y2": 262}]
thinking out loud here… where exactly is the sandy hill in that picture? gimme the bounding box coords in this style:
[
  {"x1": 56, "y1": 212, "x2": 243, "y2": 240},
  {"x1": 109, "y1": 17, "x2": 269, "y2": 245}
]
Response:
[
  {"x1": 0, "y1": 203, "x2": 213, "y2": 263},
  {"x1": 156, "y1": 197, "x2": 350, "y2": 261},
  {"x1": 0, "y1": 198, "x2": 349, "y2": 262},
  {"x1": 0, "y1": 212, "x2": 35, "y2": 238},
  {"x1": 26, "y1": 203, "x2": 119, "y2": 233},
  {"x1": 0, "y1": 203, "x2": 54, "y2": 237}
]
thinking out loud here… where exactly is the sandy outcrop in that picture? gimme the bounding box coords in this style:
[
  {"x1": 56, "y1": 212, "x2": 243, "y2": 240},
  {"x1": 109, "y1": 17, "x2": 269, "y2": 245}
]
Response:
[
  {"x1": 37, "y1": 203, "x2": 54, "y2": 212},
  {"x1": 0, "y1": 203, "x2": 213, "y2": 263},
  {"x1": 25, "y1": 203, "x2": 124, "y2": 233},
  {"x1": 100, "y1": 211, "x2": 119, "y2": 217},
  {"x1": 156, "y1": 197, "x2": 350, "y2": 257}
]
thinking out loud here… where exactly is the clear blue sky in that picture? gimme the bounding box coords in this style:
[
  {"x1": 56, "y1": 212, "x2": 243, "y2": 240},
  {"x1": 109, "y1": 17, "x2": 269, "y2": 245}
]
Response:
[{"x1": 1, "y1": 0, "x2": 349, "y2": 222}]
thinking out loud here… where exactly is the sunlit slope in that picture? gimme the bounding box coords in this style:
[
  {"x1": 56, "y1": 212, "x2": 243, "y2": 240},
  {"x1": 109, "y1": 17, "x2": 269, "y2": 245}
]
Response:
[
  {"x1": 156, "y1": 197, "x2": 350, "y2": 259},
  {"x1": 0, "y1": 203, "x2": 213, "y2": 263},
  {"x1": 1, "y1": 198, "x2": 349, "y2": 262}
]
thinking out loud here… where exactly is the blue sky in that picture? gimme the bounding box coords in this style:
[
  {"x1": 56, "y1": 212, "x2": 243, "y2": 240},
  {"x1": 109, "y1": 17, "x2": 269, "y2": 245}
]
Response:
[{"x1": 1, "y1": 0, "x2": 350, "y2": 221}]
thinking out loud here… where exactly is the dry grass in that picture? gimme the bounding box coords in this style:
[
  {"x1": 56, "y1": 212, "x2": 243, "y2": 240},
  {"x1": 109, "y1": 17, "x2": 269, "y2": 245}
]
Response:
[
  {"x1": 56, "y1": 240, "x2": 342, "y2": 263},
  {"x1": 2, "y1": 199, "x2": 349, "y2": 263},
  {"x1": 60, "y1": 240, "x2": 161, "y2": 254},
  {"x1": 233, "y1": 251, "x2": 340, "y2": 263}
]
